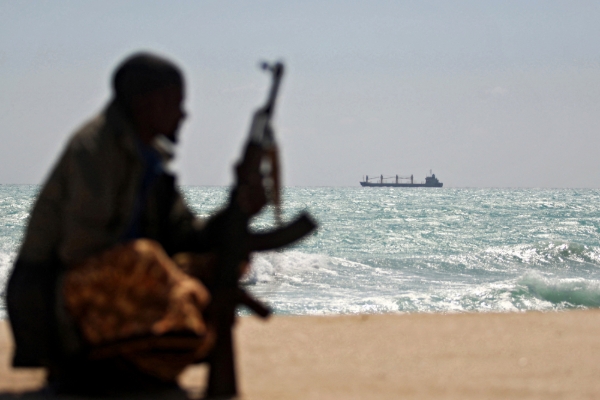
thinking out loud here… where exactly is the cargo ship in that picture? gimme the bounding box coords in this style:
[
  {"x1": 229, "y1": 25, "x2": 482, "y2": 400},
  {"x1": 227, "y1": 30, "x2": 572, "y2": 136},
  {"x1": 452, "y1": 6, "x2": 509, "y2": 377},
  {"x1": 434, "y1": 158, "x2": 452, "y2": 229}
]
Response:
[{"x1": 360, "y1": 172, "x2": 443, "y2": 187}]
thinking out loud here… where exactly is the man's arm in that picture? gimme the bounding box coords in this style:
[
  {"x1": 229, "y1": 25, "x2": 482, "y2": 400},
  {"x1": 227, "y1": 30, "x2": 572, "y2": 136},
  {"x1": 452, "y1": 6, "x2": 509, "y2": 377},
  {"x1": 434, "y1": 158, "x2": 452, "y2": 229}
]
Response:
[{"x1": 149, "y1": 184, "x2": 248, "y2": 256}]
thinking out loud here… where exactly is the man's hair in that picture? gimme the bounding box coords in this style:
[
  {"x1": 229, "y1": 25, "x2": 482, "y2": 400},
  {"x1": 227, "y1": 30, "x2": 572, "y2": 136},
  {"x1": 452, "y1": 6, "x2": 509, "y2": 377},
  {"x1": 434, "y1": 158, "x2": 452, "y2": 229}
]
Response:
[{"x1": 112, "y1": 52, "x2": 184, "y2": 106}]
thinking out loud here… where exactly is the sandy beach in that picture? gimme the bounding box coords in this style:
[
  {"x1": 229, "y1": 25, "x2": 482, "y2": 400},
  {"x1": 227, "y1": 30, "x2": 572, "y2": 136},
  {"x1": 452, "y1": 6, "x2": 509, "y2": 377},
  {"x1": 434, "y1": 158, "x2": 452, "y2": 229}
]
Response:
[{"x1": 1, "y1": 310, "x2": 600, "y2": 399}]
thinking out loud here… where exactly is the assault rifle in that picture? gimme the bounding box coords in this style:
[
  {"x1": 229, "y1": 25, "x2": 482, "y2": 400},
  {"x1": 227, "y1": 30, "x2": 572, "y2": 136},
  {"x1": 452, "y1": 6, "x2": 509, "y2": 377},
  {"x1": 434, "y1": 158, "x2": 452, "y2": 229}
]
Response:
[{"x1": 204, "y1": 62, "x2": 317, "y2": 398}]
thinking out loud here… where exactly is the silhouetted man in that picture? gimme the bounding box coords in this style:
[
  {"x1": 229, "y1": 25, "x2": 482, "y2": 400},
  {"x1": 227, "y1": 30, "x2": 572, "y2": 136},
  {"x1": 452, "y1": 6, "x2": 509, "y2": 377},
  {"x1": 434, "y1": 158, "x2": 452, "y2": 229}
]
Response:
[{"x1": 6, "y1": 52, "x2": 266, "y2": 394}]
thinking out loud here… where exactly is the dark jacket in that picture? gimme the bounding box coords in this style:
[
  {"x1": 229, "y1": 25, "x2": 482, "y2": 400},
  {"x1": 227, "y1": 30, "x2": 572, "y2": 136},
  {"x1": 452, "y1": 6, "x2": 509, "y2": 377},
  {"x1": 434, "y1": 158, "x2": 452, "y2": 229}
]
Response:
[{"x1": 7, "y1": 101, "x2": 217, "y2": 367}]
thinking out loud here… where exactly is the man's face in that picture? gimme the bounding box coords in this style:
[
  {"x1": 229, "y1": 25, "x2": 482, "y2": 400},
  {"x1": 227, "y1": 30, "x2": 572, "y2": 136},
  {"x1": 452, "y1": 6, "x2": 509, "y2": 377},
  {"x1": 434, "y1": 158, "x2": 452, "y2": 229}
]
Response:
[{"x1": 151, "y1": 85, "x2": 186, "y2": 143}]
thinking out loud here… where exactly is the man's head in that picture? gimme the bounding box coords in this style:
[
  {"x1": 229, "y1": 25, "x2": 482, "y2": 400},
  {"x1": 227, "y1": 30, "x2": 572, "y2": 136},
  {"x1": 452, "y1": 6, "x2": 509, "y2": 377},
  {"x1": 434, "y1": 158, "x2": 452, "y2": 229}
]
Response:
[{"x1": 113, "y1": 53, "x2": 186, "y2": 143}]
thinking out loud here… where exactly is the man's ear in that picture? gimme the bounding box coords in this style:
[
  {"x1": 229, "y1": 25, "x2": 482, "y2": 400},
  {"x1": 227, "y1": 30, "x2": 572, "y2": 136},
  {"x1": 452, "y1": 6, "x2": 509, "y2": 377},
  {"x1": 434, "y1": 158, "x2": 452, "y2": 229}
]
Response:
[
  {"x1": 149, "y1": 89, "x2": 170, "y2": 115},
  {"x1": 131, "y1": 92, "x2": 160, "y2": 122}
]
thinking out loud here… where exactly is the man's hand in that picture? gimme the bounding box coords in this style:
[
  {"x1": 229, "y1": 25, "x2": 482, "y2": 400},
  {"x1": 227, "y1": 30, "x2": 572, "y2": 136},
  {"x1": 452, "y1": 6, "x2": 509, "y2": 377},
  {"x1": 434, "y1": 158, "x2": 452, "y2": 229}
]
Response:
[
  {"x1": 235, "y1": 141, "x2": 268, "y2": 216},
  {"x1": 235, "y1": 178, "x2": 267, "y2": 216}
]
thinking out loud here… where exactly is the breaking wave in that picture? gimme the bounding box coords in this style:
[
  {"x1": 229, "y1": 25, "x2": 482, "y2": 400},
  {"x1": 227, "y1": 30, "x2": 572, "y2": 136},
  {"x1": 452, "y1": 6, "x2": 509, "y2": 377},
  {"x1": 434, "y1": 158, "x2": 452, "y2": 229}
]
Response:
[
  {"x1": 516, "y1": 272, "x2": 600, "y2": 308},
  {"x1": 243, "y1": 248, "x2": 600, "y2": 315},
  {"x1": 486, "y1": 241, "x2": 600, "y2": 267}
]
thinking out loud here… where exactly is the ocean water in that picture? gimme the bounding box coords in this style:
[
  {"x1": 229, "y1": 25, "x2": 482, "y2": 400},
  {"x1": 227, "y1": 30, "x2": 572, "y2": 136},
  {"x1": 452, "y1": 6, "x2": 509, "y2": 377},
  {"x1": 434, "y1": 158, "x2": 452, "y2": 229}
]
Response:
[{"x1": 2, "y1": 185, "x2": 600, "y2": 318}]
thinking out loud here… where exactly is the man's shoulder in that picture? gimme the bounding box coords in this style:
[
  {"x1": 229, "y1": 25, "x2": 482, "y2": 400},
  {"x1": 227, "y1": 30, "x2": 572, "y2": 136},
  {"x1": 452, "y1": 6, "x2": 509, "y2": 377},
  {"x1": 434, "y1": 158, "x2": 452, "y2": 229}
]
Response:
[
  {"x1": 66, "y1": 111, "x2": 108, "y2": 153},
  {"x1": 66, "y1": 104, "x2": 130, "y2": 155}
]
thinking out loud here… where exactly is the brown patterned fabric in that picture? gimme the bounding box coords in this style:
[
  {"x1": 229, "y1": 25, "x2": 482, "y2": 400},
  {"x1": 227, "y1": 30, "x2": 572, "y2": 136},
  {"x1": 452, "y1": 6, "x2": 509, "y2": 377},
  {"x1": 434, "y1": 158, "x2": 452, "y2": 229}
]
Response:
[{"x1": 63, "y1": 239, "x2": 215, "y2": 381}]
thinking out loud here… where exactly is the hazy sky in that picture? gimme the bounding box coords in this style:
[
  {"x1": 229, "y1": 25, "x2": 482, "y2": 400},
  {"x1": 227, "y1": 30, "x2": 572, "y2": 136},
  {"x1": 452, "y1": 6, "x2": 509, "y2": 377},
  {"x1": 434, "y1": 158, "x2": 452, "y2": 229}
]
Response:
[{"x1": 2, "y1": 1, "x2": 600, "y2": 187}]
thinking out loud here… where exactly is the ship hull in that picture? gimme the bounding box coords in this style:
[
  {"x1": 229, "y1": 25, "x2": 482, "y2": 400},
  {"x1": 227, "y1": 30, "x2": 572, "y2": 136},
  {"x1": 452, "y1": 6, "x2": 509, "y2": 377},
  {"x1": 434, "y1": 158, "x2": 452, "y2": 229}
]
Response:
[{"x1": 360, "y1": 182, "x2": 443, "y2": 188}]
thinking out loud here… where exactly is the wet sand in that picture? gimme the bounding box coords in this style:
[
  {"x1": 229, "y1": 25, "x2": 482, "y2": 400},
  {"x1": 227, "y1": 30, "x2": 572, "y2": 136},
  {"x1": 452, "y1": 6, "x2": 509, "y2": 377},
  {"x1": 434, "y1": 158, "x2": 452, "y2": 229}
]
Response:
[{"x1": 2, "y1": 310, "x2": 600, "y2": 399}]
